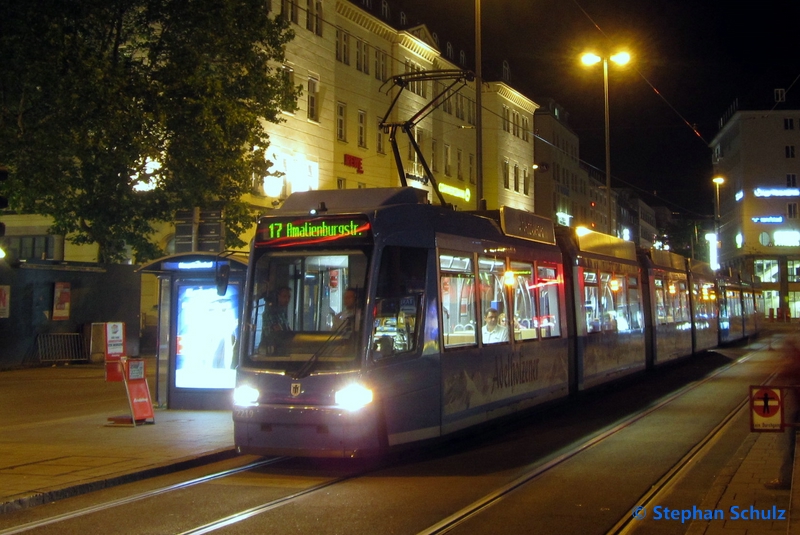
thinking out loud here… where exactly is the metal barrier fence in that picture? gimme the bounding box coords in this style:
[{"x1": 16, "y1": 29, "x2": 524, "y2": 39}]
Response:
[{"x1": 37, "y1": 333, "x2": 88, "y2": 363}]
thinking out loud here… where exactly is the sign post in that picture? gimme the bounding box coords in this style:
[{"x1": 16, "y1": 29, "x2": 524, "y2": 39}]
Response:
[
  {"x1": 102, "y1": 322, "x2": 155, "y2": 426},
  {"x1": 750, "y1": 385, "x2": 783, "y2": 432}
]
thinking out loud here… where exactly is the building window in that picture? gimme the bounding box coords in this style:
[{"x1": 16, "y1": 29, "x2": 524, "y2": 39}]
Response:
[
  {"x1": 337, "y1": 178, "x2": 346, "y2": 190},
  {"x1": 1, "y1": 235, "x2": 60, "y2": 261},
  {"x1": 358, "y1": 181, "x2": 366, "y2": 189},
  {"x1": 469, "y1": 153, "x2": 475, "y2": 184},
  {"x1": 446, "y1": 42, "x2": 453, "y2": 59},
  {"x1": 787, "y1": 145, "x2": 796, "y2": 158},
  {"x1": 336, "y1": 102, "x2": 347, "y2": 141},
  {"x1": 788, "y1": 174, "x2": 798, "y2": 188},
  {"x1": 503, "y1": 160, "x2": 510, "y2": 189},
  {"x1": 512, "y1": 112, "x2": 520, "y2": 137},
  {"x1": 281, "y1": 66, "x2": 295, "y2": 112},
  {"x1": 523, "y1": 169, "x2": 529, "y2": 195},
  {"x1": 457, "y1": 149, "x2": 463, "y2": 180},
  {"x1": 381, "y1": 0, "x2": 389, "y2": 19},
  {"x1": 405, "y1": 60, "x2": 426, "y2": 97},
  {"x1": 400, "y1": 11, "x2": 406, "y2": 25},
  {"x1": 502, "y1": 106, "x2": 510, "y2": 132},
  {"x1": 522, "y1": 116, "x2": 530, "y2": 142},
  {"x1": 754, "y1": 259, "x2": 780, "y2": 283},
  {"x1": 315, "y1": 2, "x2": 323, "y2": 35},
  {"x1": 307, "y1": 77, "x2": 319, "y2": 121},
  {"x1": 376, "y1": 117, "x2": 385, "y2": 153},
  {"x1": 789, "y1": 202, "x2": 799, "y2": 219},
  {"x1": 358, "y1": 110, "x2": 367, "y2": 147},
  {"x1": 431, "y1": 139, "x2": 438, "y2": 172},
  {"x1": 281, "y1": 0, "x2": 298, "y2": 23},
  {"x1": 788, "y1": 260, "x2": 800, "y2": 282},
  {"x1": 502, "y1": 60, "x2": 510, "y2": 81},
  {"x1": 374, "y1": 49, "x2": 387, "y2": 81},
  {"x1": 444, "y1": 144, "x2": 451, "y2": 176},
  {"x1": 336, "y1": 29, "x2": 350, "y2": 65},
  {"x1": 356, "y1": 40, "x2": 370, "y2": 74},
  {"x1": 786, "y1": 118, "x2": 795, "y2": 130},
  {"x1": 306, "y1": 0, "x2": 314, "y2": 31},
  {"x1": 513, "y1": 164, "x2": 519, "y2": 191},
  {"x1": 459, "y1": 50, "x2": 466, "y2": 66}
]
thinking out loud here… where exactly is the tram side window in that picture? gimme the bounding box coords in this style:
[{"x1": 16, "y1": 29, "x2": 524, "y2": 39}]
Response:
[
  {"x1": 511, "y1": 260, "x2": 537, "y2": 342},
  {"x1": 537, "y1": 263, "x2": 561, "y2": 337},
  {"x1": 370, "y1": 246, "x2": 427, "y2": 359},
  {"x1": 440, "y1": 252, "x2": 477, "y2": 348},
  {"x1": 654, "y1": 278, "x2": 668, "y2": 325},
  {"x1": 599, "y1": 272, "x2": 617, "y2": 331},
  {"x1": 627, "y1": 276, "x2": 642, "y2": 330},
  {"x1": 610, "y1": 275, "x2": 629, "y2": 332},
  {"x1": 677, "y1": 281, "x2": 690, "y2": 322},
  {"x1": 584, "y1": 271, "x2": 600, "y2": 333},
  {"x1": 479, "y1": 256, "x2": 509, "y2": 344},
  {"x1": 743, "y1": 292, "x2": 754, "y2": 314},
  {"x1": 727, "y1": 290, "x2": 742, "y2": 317}
]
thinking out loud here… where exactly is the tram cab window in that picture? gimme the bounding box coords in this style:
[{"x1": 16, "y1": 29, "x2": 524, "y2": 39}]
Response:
[
  {"x1": 440, "y1": 252, "x2": 477, "y2": 348},
  {"x1": 245, "y1": 251, "x2": 367, "y2": 374},
  {"x1": 479, "y1": 256, "x2": 509, "y2": 345},
  {"x1": 370, "y1": 246, "x2": 426, "y2": 360}
]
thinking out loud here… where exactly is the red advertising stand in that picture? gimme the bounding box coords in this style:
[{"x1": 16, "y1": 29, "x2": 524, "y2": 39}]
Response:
[{"x1": 104, "y1": 322, "x2": 155, "y2": 426}]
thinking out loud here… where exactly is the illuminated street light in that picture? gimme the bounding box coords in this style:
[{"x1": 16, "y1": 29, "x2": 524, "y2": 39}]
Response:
[
  {"x1": 712, "y1": 176, "x2": 725, "y2": 270},
  {"x1": 581, "y1": 51, "x2": 631, "y2": 236}
]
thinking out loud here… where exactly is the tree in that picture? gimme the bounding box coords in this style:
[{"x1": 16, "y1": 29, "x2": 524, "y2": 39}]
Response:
[{"x1": 0, "y1": 0, "x2": 299, "y2": 263}]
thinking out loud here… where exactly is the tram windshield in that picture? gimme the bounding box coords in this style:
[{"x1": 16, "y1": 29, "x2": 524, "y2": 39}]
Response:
[{"x1": 242, "y1": 250, "x2": 368, "y2": 374}]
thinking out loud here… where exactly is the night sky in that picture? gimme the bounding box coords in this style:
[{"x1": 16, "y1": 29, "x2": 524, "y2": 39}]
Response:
[{"x1": 393, "y1": 0, "x2": 800, "y2": 217}]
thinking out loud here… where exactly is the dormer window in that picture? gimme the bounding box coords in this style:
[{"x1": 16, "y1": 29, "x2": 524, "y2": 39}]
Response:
[
  {"x1": 381, "y1": 0, "x2": 389, "y2": 19},
  {"x1": 400, "y1": 11, "x2": 406, "y2": 25},
  {"x1": 459, "y1": 50, "x2": 466, "y2": 66},
  {"x1": 502, "y1": 60, "x2": 510, "y2": 81},
  {"x1": 446, "y1": 42, "x2": 453, "y2": 59}
]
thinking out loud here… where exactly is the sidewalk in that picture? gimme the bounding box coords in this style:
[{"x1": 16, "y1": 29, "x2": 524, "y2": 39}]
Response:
[{"x1": 0, "y1": 364, "x2": 236, "y2": 513}]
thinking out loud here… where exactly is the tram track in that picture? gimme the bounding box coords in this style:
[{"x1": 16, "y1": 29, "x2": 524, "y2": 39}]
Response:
[
  {"x1": 0, "y1": 458, "x2": 287, "y2": 535},
  {"x1": 415, "y1": 352, "x2": 760, "y2": 535}
]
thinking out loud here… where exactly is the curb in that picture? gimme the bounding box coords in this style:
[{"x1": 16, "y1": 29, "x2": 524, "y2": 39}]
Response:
[{"x1": 0, "y1": 448, "x2": 239, "y2": 514}]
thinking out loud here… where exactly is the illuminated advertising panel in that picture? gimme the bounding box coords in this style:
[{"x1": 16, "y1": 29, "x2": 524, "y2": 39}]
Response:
[
  {"x1": 751, "y1": 216, "x2": 784, "y2": 223},
  {"x1": 255, "y1": 215, "x2": 372, "y2": 247},
  {"x1": 753, "y1": 188, "x2": 800, "y2": 198},
  {"x1": 175, "y1": 283, "x2": 239, "y2": 389}
]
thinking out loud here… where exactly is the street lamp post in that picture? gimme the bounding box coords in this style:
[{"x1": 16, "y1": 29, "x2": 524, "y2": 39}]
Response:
[
  {"x1": 712, "y1": 176, "x2": 725, "y2": 269},
  {"x1": 581, "y1": 52, "x2": 630, "y2": 237}
]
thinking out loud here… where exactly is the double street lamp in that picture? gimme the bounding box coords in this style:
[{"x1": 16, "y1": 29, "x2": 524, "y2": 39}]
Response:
[{"x1": 581, "y1": 51, "x2": 630, "y2": 237}]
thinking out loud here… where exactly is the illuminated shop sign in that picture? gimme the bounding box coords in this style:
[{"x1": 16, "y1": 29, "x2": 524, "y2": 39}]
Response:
[
  {"x1": 735, "y1": 190, "x2": 744, "y2": 201},
  {"x1": 751, "y1": 216, "x2": 784, "y2": 223},
  {"x1": 163, "y1": 260, "x2": 216, "y2": 270},
  {"x1": 773, "y1": 230, "x2": 800, "y2": 247},
  {"x1": 439, "y1": 183, "x2": 471, "y2": 202},
  {"x1": 753, "y1": 188, "x2": 800, "y2": 198},
  {"x1": 344, "y1": 154, "x2": 364, "y2": 174},
  {"x1": 255, "y1": 216, "x2": 372, "y2": 246},
  {"x1": 555, "y1": 211, "x2": 572, "y2": 226}
]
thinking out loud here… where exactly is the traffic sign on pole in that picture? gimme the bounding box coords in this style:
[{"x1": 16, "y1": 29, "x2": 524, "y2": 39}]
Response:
[{"x1": 750, "y1": 386, "x2": 783, "y2": 432}]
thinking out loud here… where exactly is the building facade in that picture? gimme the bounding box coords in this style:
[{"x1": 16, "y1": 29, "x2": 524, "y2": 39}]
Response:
[
  {"x1": 1, "y1": 0, "x2": 538, "y2": 264},
  {"x1": 533, "y1": 99, "x2": 615, "y2": 234},
  {"x1": 710, "y1": 101, "x2": 800, "y2": 317}
]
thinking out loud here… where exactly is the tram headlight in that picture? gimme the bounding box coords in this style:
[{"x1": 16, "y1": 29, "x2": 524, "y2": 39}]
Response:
[
  {"x1": 334, "y1": 383, "x2": 373, "y2": 411},
  {"x1": 233, "y1": 384, "x2": 260, "y2": 407}
]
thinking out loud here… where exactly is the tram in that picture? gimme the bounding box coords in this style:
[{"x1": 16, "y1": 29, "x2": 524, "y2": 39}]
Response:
[{"x1": 231, "y1": 187, "x2": 761, "y2": 458}]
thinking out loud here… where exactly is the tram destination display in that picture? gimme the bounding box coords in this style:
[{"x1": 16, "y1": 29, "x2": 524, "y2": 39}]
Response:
[{"x1": 256, "y1": 215, "x2": 372, "y2": 246}]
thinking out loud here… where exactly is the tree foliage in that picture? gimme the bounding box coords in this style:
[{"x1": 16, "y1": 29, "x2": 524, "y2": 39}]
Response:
[{"x1": 0, "y1": 0, "x2": 299, "y2": 262}]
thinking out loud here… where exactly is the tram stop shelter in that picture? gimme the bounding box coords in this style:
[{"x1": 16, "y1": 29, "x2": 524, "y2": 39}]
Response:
[{"x1": 138, "y1": 252, "x2": 248, "y2": 410}]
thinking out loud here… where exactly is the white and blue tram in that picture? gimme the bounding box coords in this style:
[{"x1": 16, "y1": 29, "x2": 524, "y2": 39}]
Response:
[{"x1": 232, "y1": 188, "x2": 760, "y2": 458}]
